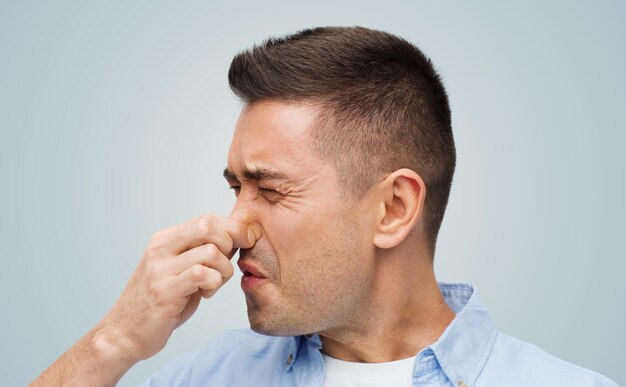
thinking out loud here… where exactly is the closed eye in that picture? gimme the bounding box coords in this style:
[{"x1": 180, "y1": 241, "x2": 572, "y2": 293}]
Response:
[
  {"x1": 259, "y1": 187, "x2": 283, "y2": 200},
  {"x1": 228, "y1": 186, "x2": 282, "y2": 198}
]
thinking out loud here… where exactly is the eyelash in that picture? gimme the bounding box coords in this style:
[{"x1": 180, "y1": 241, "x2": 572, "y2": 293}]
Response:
[{"x1": 229, "y1": 186, "x2": 279, "y2": 196}]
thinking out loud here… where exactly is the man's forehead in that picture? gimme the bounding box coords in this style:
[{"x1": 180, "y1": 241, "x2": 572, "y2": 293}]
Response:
[
  {"x1": 226, "y1": 101, "x2": 323, "y2": 183},
  {"x1": 230, "y1": 100, "x2": 319, "y2": 148}
]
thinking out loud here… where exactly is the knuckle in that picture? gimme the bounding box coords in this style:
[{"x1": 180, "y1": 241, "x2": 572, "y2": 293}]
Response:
[
  {"x1": 205, "y1": 243, "x2": 219, "y2": 256},
  {"x1": 149, "y1": 230, "x2": 166, "y2": 244},
  {"x1": 146, "y1": 233, "x2": 169, "y2": 255},
  {"x1": 143, "y1": 245, "x2": 161, "y2": 260},
  {"x1": 196, "y1": 215, "x2": 214, "y2": 235},
  {"x1": 207, "y1": 275, "x2": 221, "y2": 289},
  {"x1": 191, "y1": 264, "x2": 207, "y2": 280}
]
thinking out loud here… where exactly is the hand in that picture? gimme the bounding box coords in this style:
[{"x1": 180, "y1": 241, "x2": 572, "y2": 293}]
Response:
[{"x1": 95, "y1": 214, "x2": 258, "y2": 362}]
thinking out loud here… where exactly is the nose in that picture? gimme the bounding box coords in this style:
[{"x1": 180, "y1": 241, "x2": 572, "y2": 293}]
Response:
[
  {"x1": 229, "y1": 203, "x2": 250, "y2": 224},
  {"x1": 228, "y1": 189, "x2": 263, "y2": 240},
  {"x1": 228, "y1": 188, "x2": 252, "y2": 222}
]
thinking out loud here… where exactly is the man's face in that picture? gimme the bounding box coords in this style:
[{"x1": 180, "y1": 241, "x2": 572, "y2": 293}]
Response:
[{"x1": 225, "y1": 100, "x2": 376, "y2": 336}]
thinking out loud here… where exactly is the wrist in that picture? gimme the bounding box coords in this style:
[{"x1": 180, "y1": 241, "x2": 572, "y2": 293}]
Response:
[
  {"x1": 30, "y1": 324, "x2": 140, "y2": 387},
  {"x1": 89, "y1": 324, "x2": 142, "y2": 370}
]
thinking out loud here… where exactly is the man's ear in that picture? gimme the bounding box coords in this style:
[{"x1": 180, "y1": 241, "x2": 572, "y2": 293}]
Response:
[{"x1": 372, "y1": 168, "x2": 426, "y2": 249}]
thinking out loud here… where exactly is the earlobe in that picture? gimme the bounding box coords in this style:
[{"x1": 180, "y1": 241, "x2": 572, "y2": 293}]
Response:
[{"x1": 372, "y1": 169, "x2": 425, "y2": 249}]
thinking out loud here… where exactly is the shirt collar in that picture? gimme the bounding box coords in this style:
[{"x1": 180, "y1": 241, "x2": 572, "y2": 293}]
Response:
[
  {"x1": 285, "y1": 327, "x2": 322, "y2": 372},
  {"x1": 291, "y1": 282, "x2": 497, "y2": 386},
  {"x1": 429, "y1": 283, "x2": 497, "y2": 386}
]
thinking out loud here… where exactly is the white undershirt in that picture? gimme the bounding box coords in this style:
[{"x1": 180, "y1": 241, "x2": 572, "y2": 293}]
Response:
[{"x1": 321, "y1": 353, "x2": 415, "y2": 387}]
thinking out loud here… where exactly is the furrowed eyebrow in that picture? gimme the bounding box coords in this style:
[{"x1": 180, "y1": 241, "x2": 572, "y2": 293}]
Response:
[
  {"x1": 223, "y1": 168, "x2": 238, "y2": 182},
  {"x1": 223, "y1": 167, "x2": 292, "y2": 183}
]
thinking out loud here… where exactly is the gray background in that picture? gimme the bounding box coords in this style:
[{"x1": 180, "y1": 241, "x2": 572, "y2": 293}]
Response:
[{"x1": 1, "y1": 1, "x2": 624, "y2": 386}]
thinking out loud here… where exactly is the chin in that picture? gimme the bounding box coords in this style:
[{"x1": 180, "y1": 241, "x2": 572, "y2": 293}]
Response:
[
  {"x1": 248, "y1": 315, "x2": 293, "y2": 337},
  {"x1": 247, "y1": 310, "x2": 310, "y2": 337}
]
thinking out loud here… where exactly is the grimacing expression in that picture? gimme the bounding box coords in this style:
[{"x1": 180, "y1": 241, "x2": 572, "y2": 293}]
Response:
[{"x1": 225, "y1": 100, "x2": 378, "y2": 336}]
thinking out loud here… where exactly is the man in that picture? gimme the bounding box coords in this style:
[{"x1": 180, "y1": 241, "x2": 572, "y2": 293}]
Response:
[{"x1": 32, "y1": 26, "x2": 618, "y2": 387}]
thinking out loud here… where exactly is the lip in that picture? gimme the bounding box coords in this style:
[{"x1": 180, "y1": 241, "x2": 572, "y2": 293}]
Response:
[
  {"x1": 238, "y1": 260, "x2": 268, "y2": 293},
  {"x1": 237, "y1": 260, "x2": 267, "y2": 279}
]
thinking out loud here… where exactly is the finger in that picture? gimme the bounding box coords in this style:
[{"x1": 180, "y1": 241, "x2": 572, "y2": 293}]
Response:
[
  {"x1": 149, "y1": 214, "x2": 255, "y2": 256},
  {"x1": 176, "y1": 292, "x2": 202, "y2": 328},
  {"x1": 226, "y1": 222, "x2": 264, "y2": 260},
  {"x1": 218, "y1": 216, "x2": 257, "y2": 250},
  {"x1": 174, "y1": 264, "x2": 223, "y2": 297},
  {"x1": 199, "y1": 288, "x2": 218, "y2": 299},
  {"x1": 175, "y1": 243, "x2": 234, "y2": 281}
]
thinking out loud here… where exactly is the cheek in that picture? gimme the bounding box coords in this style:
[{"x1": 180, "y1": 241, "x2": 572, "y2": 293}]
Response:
[
  {"x1": 264, "y1": 213, "x2": 318, "y2": 264},
  {"x1": 286, "y1": 219, "x2": 361, "y2": 278},
  {"x1": 262, "y1": 206, "x2": 339, "y2": 273}
]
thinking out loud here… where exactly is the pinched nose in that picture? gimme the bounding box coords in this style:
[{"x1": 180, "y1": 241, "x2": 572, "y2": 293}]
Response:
[
  {"x1": 229, "y1": 207, "x2": 263, "y2": 242},
  {"x1": 248, "y1": 223, "x2": 263, "y2": 241}
]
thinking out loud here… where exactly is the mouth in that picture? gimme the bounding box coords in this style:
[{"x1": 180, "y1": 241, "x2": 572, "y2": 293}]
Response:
[
  {"x1": 241, "y1": 270, "x2": 266, "y2": 292},
  {"x1": 238, "y1": 260, "x2": 268, "y2": 292},
  {"x1": 237, "y1": 260, "x2": 267, "y2": 278}
]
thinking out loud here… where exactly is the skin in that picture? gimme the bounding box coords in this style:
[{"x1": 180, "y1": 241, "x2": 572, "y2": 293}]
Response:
[
  {"x1": 30, "y1": 214, "x2": 257, "y2": 386},
  {"x1": 30, "y1": 99, "x2": 455, "y2": 386},
  {"x1": 226, "y1": 100, "x2": 456, "y2": 362}
]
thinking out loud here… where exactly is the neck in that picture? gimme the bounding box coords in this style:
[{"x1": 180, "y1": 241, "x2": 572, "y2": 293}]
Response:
[{"x1": 318, "y1": 249, "x2": 455, "y2": 363}]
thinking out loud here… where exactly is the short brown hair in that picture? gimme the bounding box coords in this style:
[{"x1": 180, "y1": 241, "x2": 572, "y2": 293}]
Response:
[{"x1": 228, "y1": 26, "x2": 456, "y2": 257}]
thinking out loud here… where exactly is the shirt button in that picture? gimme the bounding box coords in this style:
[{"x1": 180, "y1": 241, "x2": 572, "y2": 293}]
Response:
[
  {"x1": 286, "y1": 353, "x2": 293, "y2": 365},
  {"x1": 458, "y1": 381, "x2": 468, "y2": 387}
]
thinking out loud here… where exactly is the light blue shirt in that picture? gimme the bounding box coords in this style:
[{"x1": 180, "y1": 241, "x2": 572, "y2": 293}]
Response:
[{"x1": 140, "y1": 283, "x2": 619, "y2": 386}]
